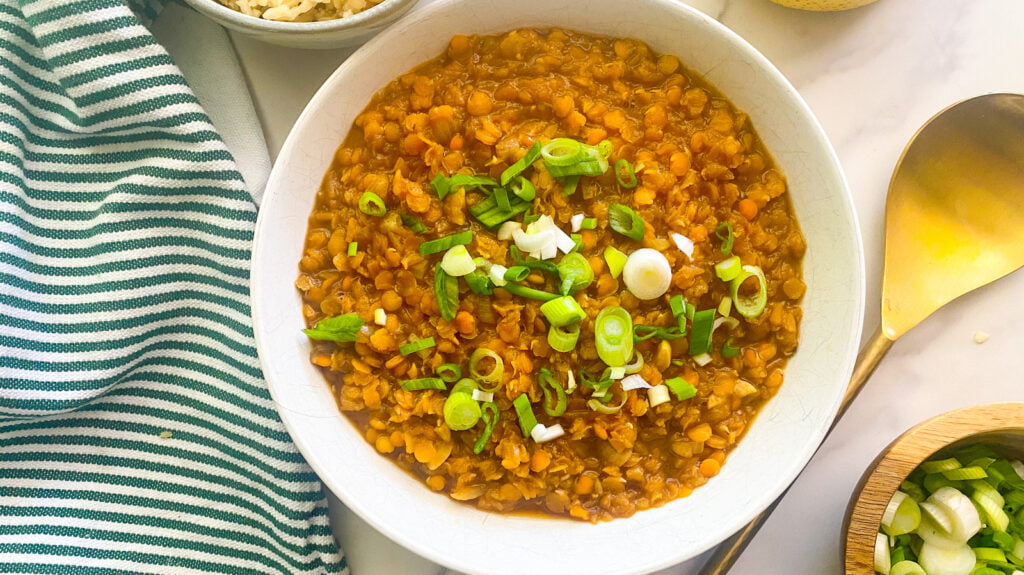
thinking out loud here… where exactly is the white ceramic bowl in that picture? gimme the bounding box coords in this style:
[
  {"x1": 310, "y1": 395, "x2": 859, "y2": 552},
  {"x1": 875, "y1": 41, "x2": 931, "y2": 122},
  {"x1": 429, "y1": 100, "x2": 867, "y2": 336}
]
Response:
[
  {"x1": 252, "y1": 0, "x2": 866, "y2": 573},
  {"x1": 180, "y1": 0, "x2": 419, "y2": 49}
]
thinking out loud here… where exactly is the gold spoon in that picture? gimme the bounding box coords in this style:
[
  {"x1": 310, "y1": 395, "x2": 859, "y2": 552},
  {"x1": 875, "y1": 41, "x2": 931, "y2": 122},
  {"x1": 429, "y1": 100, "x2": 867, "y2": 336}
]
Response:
[{"x1": 699, "y1": 92, "x2": 1024, "y2": 574}]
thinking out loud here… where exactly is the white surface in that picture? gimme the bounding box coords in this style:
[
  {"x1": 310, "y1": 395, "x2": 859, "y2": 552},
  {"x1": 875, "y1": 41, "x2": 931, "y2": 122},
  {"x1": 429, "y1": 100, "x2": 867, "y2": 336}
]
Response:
[
  {"x1": 234, "y1": 0, "x2": 1024, "y2": 573},
  {"x1": 249, "y1": 0, "x2": 861, "y2": 573}
]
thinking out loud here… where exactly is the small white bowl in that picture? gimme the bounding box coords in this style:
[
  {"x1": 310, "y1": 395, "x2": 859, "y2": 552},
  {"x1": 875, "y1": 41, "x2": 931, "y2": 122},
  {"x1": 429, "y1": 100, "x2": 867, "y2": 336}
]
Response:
[
  {"x1": 179, "y1": 0, "x2": 419, "y2": 49},
  {"x1": 252, "y1": 0, "x2": 866, "y2": 573}
]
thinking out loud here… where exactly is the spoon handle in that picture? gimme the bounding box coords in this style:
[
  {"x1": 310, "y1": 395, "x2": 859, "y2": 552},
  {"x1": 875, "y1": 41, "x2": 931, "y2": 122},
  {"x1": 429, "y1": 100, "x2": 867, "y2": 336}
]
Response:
[{"x1": 697, "y1": 326, "x2": 895, "y2": 575}]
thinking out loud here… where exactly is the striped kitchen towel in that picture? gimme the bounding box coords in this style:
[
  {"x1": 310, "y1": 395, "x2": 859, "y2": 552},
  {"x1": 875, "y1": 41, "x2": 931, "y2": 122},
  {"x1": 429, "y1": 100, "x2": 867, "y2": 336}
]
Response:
[{"x1": 0, "y1": 0, "x2": 347, "y2": 573}]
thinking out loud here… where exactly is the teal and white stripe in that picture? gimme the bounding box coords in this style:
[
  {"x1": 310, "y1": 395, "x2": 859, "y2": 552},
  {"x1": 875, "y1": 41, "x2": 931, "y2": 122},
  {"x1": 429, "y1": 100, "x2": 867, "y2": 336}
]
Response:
[{"x1": 0, "y1": 0, "x2": 346, "y2": 572}]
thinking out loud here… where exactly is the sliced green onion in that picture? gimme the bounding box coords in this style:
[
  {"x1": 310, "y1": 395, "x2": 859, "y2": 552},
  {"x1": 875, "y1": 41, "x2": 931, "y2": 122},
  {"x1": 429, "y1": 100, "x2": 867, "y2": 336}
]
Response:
[
  {"x1": 722, "y1": 338, "x2": 741, "y2": 358},
  {"x1": 538, "y1": 368, "x2": 567, "y2": 417},
  {"x1": 500, "y1": 141, "x2": 542, "y2": 186},
  {"x1": 432, "y1": 173, "x2": 498, "y2": 199},
  {"x1": 469, "y1": 193, "x2": 531, "y2": 228},
  {"x1": 472, "y1": 402, "x2": 500, "y2": 454},
  {"x1": 595, "y1": 306, "x2": 634, "y2": 367},
  {"x1": 303, "y1": 313, "x2": 364, "y2": 342},
  {"x1": 688, "y1": 308, "x2": 716, "y2": 356},
  {"x1": 513, "y1": 394, "x2": 538, "y2": 438},
  {"x1": 400, "y1": 212, "x2": 428, "y2": 234},
  {"x1": 434, "y1": 266, "x2": 459, "y2": 322},
  {"x1": 443, "y1": 393, "x2": 482, "y2": 431},
  {"x1": 580, "y1": 217, "x2": 597, "y2": 230},
  {"x1": 561, "y1": 175, "x2": 580, "y2": 196},
  {"x1": 587, "y1": 391, "x2": 627, "y2": 414},
  {"x1": 942, "y1": 466, "x2": 987, "y2": 480},
  {"x1": 358, "y1": 191, "x2": 386, "y2": 217},
  {"x1": 557, "y1": 252, "x2": 594, "y2": 295},
  {"x1": 420, "y1": 230, "x2": 473, "y2": 256},
  {"x1": 730, "y1": 265, "x2": 768, "y2": 318},
  {"x1": 633, "y1": 325, "x2": 686, "y2": 342},
  {"x1": 494, "y1": 186, "x2": 512, "y2": 212},
  {"x1": 548, "y1": 323, "x2": 581, "y2": 352},
  {"x1": 399, "y1": 337, "x2": 435, "y2": 356},
  {"x1": 889, "y1": 561, "x2": 925, "y2": 575},
  {"x1": 714, "y1": 255, "x2": 743, "y2": 282},
  {"x1": 503, "y1": 266, "x2": 530, "y2": 282},
  {"x1": 664, "y1": 377, "x2": 697, "y2": 401},
  {"x1": 569, "y1": 233, "x2": 583, "y2": 253},
  {"x1": 346, "y1": 241, "x2": 358, "y2": 257},
  {"x1": 450, "y1": 377, "x2": 478, "y2": 396},
  {"x1": 608, "y1": 203, "x2": 645, "y2": 241},
  {"x1": 717, "y1": 296, "x2": 733, "y2": 317},
  {"x1": 921, "y1": 458, "x2": 962, "y2": 474},
  {"x1": 546, "y1": 158, "x2": 608, "y2": 178},
  {"x1": 614, "y1": 158, "x2": 638, "y2": 189},
  {"x1": 502, "y1": 283, "x2": 559, "y2": 301},
  {"x1": 541, "y1": 138, "x2": 587, "y2": 167},
  {"x1": 669, "y1": 294, "x2": 687, "y2": 318},
  {"x1": 604, "y1": 246, "x2": 628, "y2": 278},
  {"x1": 597, "y1": 139, "x2": 612, "y2": 158},
  {"x1": 882, "y1": 490, "x2": 922, "y2": 536},
  {"x1": 715, "y1": 221, "x2": 735, "y2": 254},
  {"x1": 464, "y1": 270, "x2": 494, "y2": 295},
  {"x1": 469, "y1": 348, "x2": 504, "y2": 388},
  {"x1": 441, "y1": 245, "x2": 476, "y2": 277},
  {"x1": 622, "y1": 248, "x2": 671, "y2": 300},
  {"x1": 509, "y1": 177, "x2": 536, "y2": 201},
  {"x1": 539, "y1": 295, "x2": 585, "y2": 327},
  {"x1": 400, "y1": 377, "x2": 446, "y2": 391},
  {"x1": 436, "y1": 363, "x2": 461, "y2": 383}
]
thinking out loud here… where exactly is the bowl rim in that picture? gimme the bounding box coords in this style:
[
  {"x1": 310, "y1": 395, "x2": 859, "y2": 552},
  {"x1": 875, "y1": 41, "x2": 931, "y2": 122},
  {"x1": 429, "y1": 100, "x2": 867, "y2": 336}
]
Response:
[
  {"x1": 842, "y1": 402, "x2": 1024, "y2": 574},
  {"x1": 251, "y1": 0, "x2": 865, "y2": 572},
  {"x1": 180, "y1": 0, "x2": 416, "y2": 32}
]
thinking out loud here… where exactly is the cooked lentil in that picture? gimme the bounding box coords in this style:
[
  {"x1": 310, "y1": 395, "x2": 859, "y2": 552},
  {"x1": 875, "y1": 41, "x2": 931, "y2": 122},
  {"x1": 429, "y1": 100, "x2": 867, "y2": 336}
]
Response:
[{"x1": 297, "y1": 28, "x2": 805, "y2": 522}]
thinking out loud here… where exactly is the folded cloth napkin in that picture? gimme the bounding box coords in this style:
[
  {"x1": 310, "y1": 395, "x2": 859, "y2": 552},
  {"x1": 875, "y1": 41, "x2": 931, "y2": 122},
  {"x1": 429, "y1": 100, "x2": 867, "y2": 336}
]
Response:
[{"x1": 0, "y1": 0, "x2": 346, "y2": 573}]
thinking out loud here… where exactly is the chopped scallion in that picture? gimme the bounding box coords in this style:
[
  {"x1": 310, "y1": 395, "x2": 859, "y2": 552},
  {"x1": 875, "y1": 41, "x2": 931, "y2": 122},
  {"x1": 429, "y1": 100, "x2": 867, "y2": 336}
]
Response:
[
  {"x1": 595, "y1": 306, "x2": 634, "y2": 367},
  {"x1": 513, "y1": 394, "x2": 538, "y2": 438},
  {"x1": 509, "y1": 177, "x2": 536, "y2": 201},
  {"x1": 494, "y1": 186, "x2": 512, "y2": 212},
  {"x1": 548, "y1": 323, "x2": 581, "y2": 352},
  {"x1": 469, "y1": 348, "x2": 504, "y2": 389},
  {"x1": 399, "y1": 337, "x2": 436, "y2": 356},
  {"x1": 434, "y1": 266, "x2": 459, "y2": 322},
  {"x1": 400, "y1": 213, "x2": 428, "y2": 234},
  {"x1": 503, "y1": 265, "x2": 530, "y2": 282},
  {"x1": 664, "y1": 377, "x2": 697, "y2": 401},
  {"x1": 347, "y1": 241, "x2": 358, "y2": 257},
  {"x1": 502, "y1": 282, "x2": 559, "y2": 301},
  {"x1": 556, "y1": 252, "x2": 594, "y2": 295},
  {"x1": 472, "y1": 402, "x2": 500, "y2": 454},
  {"x1": 436, "y1": 363, "x2": 461, "y2": 383},
  {"x1": 539, "y1": 295, "x2": 586, "y2": 327},
  {"x1": 688, "y1": 308, "x2": 716, "y2": 356},
  {"x1": 538, "y1": 368, "x2": 567, "y2": 417},
  {"x1": 608, "y1": 203, "x2": 645, "y2": 241},
  {"x1": 420, "y1": 230, "x2": 473, "y2": 256},
  {"x1": 730, "y1": 265, "x2": 768, "y2": 318},
  {"x1": 500, "y1": 141, "x2": 542, "y2": 186},
  {"x1": 614, "y1": 158, "x2": 638, "y2": 189},
  {"x1": 715, "y1": 221, "x2": 735, "y2": 254},
  {"x1": 722, "y1": 338, "x2": 741, "y2": 358},
  {"x1": 561, "y1": 175, "x2": 580, "y2": 196},
  {"x1": 580, "y1": 217, "x2": 597, "y2": 230},
  {"x1": 303, "y1": 313, "x2": 364, "y2": 342},
  {"x1": 604, "y1": 246, "x2": 628, "y2": 279},
  {"x1": 443, "y1": 393, "x2": 482, "y2": 431},
  {"x1": 358, "y1": 191, "x2": 387, "y2": 217},
  {"x1": 715, "y1": 255, "x2": 743, "y2": 282},
  {"x1": 400, "y1": 377, "x2": 446, "y2": 391}
]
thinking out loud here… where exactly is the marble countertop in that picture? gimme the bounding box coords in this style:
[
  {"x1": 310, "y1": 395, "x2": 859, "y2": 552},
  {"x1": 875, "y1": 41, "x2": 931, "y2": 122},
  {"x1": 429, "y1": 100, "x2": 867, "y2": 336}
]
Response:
[{"x1": 230, "y1": 0, "x2": 1024, "y2": 572}]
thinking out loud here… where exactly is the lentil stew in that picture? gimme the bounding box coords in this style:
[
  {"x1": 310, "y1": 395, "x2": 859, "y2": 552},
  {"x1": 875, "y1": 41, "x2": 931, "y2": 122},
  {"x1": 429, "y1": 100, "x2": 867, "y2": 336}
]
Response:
[{"x1": 296, "y1": 28, "x2": 805, "y2": 522}]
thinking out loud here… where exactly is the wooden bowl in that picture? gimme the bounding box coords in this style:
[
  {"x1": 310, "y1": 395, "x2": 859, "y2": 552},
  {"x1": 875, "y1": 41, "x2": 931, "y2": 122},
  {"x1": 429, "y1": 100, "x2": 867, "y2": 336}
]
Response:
[{"x1": 843, "y1": 402, "x2": 1024, "y2": 574}]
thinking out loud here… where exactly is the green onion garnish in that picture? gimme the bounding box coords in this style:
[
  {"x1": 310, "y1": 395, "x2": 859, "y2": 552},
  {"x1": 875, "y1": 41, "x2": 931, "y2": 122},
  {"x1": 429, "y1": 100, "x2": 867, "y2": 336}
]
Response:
[
  {"x1": 472, "y1": 401, "x2": 500, "y2": 454},
  {"x1": 730, "y1": 265, "x2": 768, "y2": 318},
  {"x1": 688, "y1": 308, "x2": 716, "y2": 356},
  {"x1": 431, "y1": 173, "x2": 498, "y2": 199},
  {"x1": 580, "y1": 217, "x2": 597, "y2": 230},
  {"x1": 469, "y1": 348, "x2": 504, "y2": 389},
  {"x1": 400, "y1": 213, "x2": 428, "y2": 234},
  {"x1": 450, "y1": 377, "x2": 478, "y2": 397},
  {"x1": 614, "y1": 158, "x2": 638, "y2": 189},
  {"x1": 469, "y1": 192, "x2": 531, "y2": 228},
  {"x1": 436, "y1": 363, "x2": 461, "y2": 383},
  {"x1": 633, "y1": 324, "x2": 686, "y2": 342},
  {"x1": 302, "y1": 313, "x2": 364, "y2": 342},
  {"x1": 595, "y1": 306, "x2": 634, "y2": 367},
  {"x1": 358, "y1": 191, "x2": 387, "y2": 217},
  {"x1": 399, "y1": 337, "x2": 436, "y2": 356},
  {"x1": 539, "y1": 295, "x2": 586, "y2": 328},
  {"x1": 547, "y1": 323, "x2": 581, "y2": 352},
  {"x1": 569, "y1": 233, "x2": 583, "y2": 253},
  {"x1": 715, "y1": 221, "x2": 735, "y2": 254},
  {"x1": 434, "y1": 266, "x2": 459, "y2": 322},
  {"x1": 538, "y1": 368, "x2": 567, "y2": 417},
  {"x1": 604, "y1": 246, "x2": 628, "y2": 278},
  {"x1": 541, "y1": 138, "x2": 587, "y2": 167},
  {"x1": 561, "y1": 175, "x2": 580, "y2": 197},
  {"x1": 664, "y1": 377, "x2": 697, "y2": 401},
  {"x1": 500, "y1": 141, "x2": 542, "y2": 186},
  {"x1": 399, "y1": 377, "x2": 446, "y2": 391},
  {"x1": 546, "y1": 159, "x2": 608, "y2": 178},
  {"x1": 464, "y1": 269, "x2": 494, "y2": 295},
  {"x1": 347, "y1": 241, "x2": 358, "y2": 257},
  {"x1": 669, "y1": 294, "x2": 688, "y2": 333},
  {"x1": 494, "y1": 186, "x2": 512, "y2": 212},
  {"x1": 502, "y1": 282, "x2": 559, "y2": 301},
  {"x1": 503, "y1": 265, "x2": 530, "y2": 282},
  {"x1": 722, "y1": 338, "x2": 741, "y2": 358},
  {"x1": 443, "y1": 393, "x2": 482, "y2": 431},
  {"x1": 513, "y1": 394, "x2": 538, "y2": 438},
  {"x1": 419, "y1": 230, "x2": 473, "y2": 256},
  {"x1": 608, "y1": 203, "x2": 645, "y2": 241},
  {"x1": 556, "y1": 252, "x2": 594, "y2": 296},
  {"x1": 509, "y1": 176, "x2": 536, "y2": 201},
  {"x1": 714, "y1": 255, "x2": 743, "y2": 282}
]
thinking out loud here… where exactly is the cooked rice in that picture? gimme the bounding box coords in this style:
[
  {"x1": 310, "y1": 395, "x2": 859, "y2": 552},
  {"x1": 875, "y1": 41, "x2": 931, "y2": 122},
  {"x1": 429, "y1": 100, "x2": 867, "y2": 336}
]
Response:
[{"x1": 217, "y1": 0, "x2": 382, "y2": 23}]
